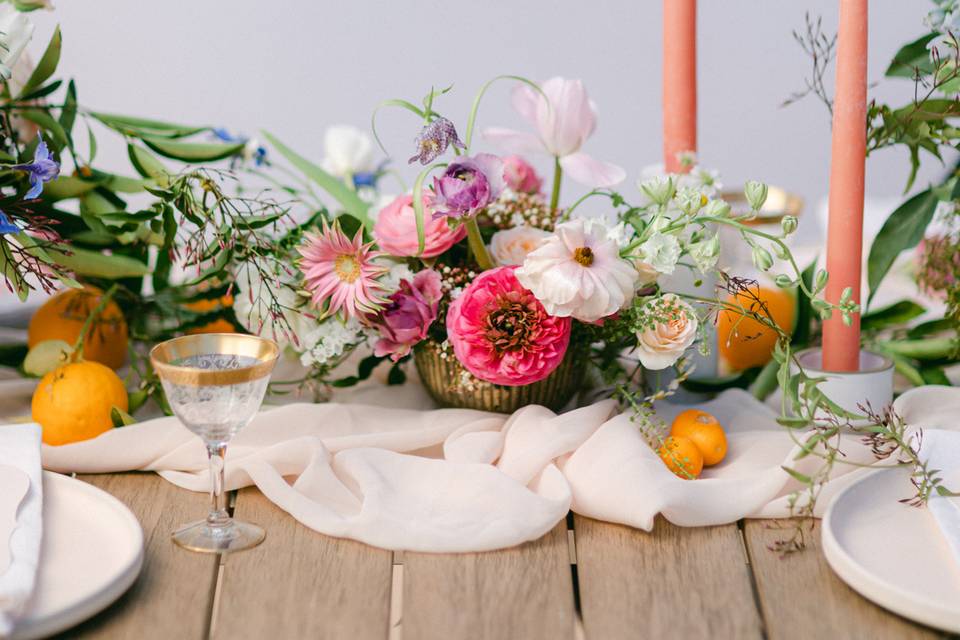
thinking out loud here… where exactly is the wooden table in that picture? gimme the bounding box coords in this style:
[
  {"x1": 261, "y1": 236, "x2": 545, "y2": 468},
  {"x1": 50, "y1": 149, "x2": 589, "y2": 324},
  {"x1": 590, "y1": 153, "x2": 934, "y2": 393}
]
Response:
[{"x1": 55, "y1": 473, "x2": 948, "y2": 640}]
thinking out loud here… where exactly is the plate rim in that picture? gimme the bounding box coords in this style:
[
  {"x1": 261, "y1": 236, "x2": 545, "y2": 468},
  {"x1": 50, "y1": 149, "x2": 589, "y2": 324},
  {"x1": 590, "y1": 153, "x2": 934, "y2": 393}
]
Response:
[
  {"x1": 11, "y1": 471, "x2": 144, "y2": 640},
  {"x1": 822, "y1": 466, "x2": 960, "y2": 633}
]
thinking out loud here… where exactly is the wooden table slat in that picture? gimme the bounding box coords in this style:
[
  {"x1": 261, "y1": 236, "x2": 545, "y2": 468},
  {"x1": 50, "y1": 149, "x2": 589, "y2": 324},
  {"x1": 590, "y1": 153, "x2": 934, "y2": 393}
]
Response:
[
  {"x1": 574, "y1": 515, "x2": 764, "y2": 639},
  {"x1": 213, "y1": 487, "x2": 394, "y2": 640},
  {"x1": 402, "y1": 522, "x2": 577, "y2": 640},
  {"x1": 743, "y1": 519, "x2": 946, "y2": 639},
  {"x1": 62, "y1": 473, "x2": 220, "y2": 640}
]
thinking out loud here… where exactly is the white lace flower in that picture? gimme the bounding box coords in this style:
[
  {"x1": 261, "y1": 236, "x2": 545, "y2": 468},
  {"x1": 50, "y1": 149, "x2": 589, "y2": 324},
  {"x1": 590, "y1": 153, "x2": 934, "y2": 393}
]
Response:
[
  {"x1": 299, "y1": 317, "x2": 366, "y2": 368},
  {"x1": 639, "y1": 233, "x2": 681, "y2": 275},
  {"x1": 515, "y1": 219, "x2": 639, "y2": 322}
]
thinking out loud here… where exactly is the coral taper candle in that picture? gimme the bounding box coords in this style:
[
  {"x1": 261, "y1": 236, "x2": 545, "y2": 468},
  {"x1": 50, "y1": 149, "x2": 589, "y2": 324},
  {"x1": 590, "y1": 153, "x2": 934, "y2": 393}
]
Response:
[
  {"x1": 663, "y1": 0, "x2": 697, "y2": 174},
  {"x1": 823, "y1": 0, "x2": 868, "y2": 372}
]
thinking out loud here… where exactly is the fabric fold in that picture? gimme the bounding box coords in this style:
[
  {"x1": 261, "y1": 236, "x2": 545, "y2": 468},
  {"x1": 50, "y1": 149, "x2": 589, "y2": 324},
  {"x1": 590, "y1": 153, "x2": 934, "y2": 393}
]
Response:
[{"x1": 41, "y1": 387, "x2": 960, "y2": 553}]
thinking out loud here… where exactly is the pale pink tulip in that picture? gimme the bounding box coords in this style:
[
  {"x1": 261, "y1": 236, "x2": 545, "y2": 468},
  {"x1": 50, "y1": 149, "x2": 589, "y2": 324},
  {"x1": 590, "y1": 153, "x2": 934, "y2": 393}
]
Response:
[{"x1": 483, "y1": 77, "x2": 625, "y2": 188}]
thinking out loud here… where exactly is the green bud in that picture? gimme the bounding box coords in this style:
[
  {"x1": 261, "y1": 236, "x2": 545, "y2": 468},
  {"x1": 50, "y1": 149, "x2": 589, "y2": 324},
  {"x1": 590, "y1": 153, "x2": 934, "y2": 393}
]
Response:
[
  {"x1": 781, "y1": 215, "x2": 798, "y2": 235},
  {"x1": 774, "y1": 274, "x2": 794, "y2": 288},
  {"x1": 702, "y1": 199, "x2": 731, "y2": 218},
  {"x1": 814, "y1": 269, "x2": 828, "y2": 293},
  {"x1": 639, "y1": 176, "x2": 675, "y2": 206},
  {"x1": 751, "y1": 245, "x2": 774, "y2": 271},
  {"x1": 772, "y1": 242, "x2": 790, "y2": 260},
  {"x1": 744, "y1": 181, "x2": 769, "y2": 210},
  {"x1": 12, "y1": 0, "x2": 52, "y2": 10},
  {"x1": 840, "y1": 286, "x2": 853, "y2": 304},
  {"x1": 842, "y1": 312, "x2": 853, "y2": 327}
]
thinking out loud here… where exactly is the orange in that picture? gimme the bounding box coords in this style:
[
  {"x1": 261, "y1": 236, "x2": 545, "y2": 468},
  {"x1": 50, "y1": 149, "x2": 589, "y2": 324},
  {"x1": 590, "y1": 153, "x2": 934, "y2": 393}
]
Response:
[
  {"x1": 717, "y1": 286, "x2": 795, "y2": 371},
  {"x1": 670, "y1": 409, "x2": 728, "y2": 466},
  {"x1": 658, "y1": 435, "x2": 704, "y2": 480},
  {"x1": 184, "y1": 294, "x2": 236, "y2": 335},
  {"x1": 28, "y1": 287, "x2": 128, "y2": 369},
  {"x1": 32, "y1": 360, "x2": 128, "y2": 445}
]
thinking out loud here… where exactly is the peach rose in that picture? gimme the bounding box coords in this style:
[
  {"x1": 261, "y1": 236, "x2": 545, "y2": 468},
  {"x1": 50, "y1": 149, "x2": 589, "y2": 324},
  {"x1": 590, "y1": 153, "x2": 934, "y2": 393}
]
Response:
[
  {"x1": 634, "y1": 294, "x2": 698, "y2": 370},
  {"x1": 489, "y1": 226, "x2": 551, "y2": 266}
]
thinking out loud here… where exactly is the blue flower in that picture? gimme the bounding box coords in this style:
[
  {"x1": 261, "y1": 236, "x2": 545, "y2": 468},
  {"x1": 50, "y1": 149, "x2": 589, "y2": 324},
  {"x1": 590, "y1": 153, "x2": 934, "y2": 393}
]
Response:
[
  {"x1": 0, "y1": 210, "x2": 19, "y2": 234},
  {"x1": 15, "y1": 137, "x2": 60, "y2": 200},
  {"x1": 212, "y1": 128, "x2": 267, "y2": 166}
]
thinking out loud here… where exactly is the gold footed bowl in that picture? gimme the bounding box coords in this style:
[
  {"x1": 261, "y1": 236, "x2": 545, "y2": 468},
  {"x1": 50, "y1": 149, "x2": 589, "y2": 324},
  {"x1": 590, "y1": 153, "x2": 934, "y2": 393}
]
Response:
[{"x1": 413, "y1": 339, "x2": 585, "y2": 413}]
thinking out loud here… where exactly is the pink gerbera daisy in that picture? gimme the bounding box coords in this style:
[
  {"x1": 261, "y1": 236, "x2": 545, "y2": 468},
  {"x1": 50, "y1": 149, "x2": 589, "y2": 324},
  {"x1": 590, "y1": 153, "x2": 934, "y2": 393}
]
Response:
[{"x1": 298, "y1": 219, "x2": 390, "y2": 320}]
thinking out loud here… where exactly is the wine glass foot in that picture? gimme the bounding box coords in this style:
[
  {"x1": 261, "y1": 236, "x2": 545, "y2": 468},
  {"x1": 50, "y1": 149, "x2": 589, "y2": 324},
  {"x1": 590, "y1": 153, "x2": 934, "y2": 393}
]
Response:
[{"x1": 172, "y1": 519, "x2": 265, "y2": 553}]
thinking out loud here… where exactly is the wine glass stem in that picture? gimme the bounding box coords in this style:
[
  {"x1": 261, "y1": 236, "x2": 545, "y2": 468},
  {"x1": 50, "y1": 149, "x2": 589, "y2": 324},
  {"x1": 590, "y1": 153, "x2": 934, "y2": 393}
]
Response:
[{"x1": 206, "y1": 442, "x2": 230, "y2": 529}]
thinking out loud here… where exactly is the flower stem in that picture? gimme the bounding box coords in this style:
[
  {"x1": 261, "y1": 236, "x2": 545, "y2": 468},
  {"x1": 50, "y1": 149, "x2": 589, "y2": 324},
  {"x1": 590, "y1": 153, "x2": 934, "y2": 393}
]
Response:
[
  {"x1": 73, "y1": 283, "x2": 119, "y2": 361},
  {"x1": 464, "y1": 217, "x2": 494, "y2": 271},
  {"x1": 549, "y1": 157, "x2": 562, "y2": 213}
]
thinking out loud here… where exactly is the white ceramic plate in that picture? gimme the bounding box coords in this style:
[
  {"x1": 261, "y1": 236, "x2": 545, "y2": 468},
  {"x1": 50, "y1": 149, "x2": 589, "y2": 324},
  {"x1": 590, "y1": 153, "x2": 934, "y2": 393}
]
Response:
[
  {"x1": 10, "y1": 471, "x2": 143, "y2": 640},
  {"x1": 822, "y1": 467, "x2": 960, "y2": 633}
]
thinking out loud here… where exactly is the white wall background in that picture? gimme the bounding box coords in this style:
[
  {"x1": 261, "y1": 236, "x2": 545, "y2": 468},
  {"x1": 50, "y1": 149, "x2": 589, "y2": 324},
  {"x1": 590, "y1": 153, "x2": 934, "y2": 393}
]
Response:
[{"x1": 25, "y1": 0, "x2": 946, "y2": 240}]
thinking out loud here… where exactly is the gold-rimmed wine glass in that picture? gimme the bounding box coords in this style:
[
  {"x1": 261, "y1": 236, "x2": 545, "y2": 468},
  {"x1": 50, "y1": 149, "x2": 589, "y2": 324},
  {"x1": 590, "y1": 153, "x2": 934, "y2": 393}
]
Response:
[{"x1": 150, "y1": 333, "x2": 278, "y2": 553}]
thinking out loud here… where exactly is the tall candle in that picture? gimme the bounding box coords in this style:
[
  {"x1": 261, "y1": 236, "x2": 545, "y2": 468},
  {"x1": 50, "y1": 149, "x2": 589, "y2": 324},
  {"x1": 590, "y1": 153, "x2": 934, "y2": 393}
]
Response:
[
  {"x1": 663, "y1": 0, "x2": 697, "y2": 174},
  {"x1": 823, "y1": 0, "x2": 868, "y2": 372}
]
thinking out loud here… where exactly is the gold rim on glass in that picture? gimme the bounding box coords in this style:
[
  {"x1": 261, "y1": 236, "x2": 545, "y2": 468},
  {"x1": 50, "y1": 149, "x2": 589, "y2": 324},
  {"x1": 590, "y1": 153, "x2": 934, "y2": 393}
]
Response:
[{"x1": 149, "y1": 333, "x2": 280, "y2": 386}]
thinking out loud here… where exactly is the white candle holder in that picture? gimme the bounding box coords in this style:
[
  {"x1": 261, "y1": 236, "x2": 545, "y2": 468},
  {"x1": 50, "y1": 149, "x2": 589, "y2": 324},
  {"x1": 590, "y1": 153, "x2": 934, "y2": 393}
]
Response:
[{"x1": 792, "y1": 347, "x2": 895, "y2": 420}]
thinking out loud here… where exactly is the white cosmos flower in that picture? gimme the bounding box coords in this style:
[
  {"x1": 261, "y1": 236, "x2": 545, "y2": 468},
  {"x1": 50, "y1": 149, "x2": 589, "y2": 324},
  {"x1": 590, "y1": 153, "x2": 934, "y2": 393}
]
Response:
[
  {"x1": 320, "y1": 125, "x2": 376, "y2": 179},
  {"x1": 634, "y1": 294, "x2": 698, "y2": 370},
  {"x1": 639, "y1": 233, "x2": 681, "y2": 275},
  {"x1": 0, "y1": 6, "x2": 33, "y2": 80},
  {"x1": 515, "y1": 218, "x2": 639, "y2": 322},
  {"x1": 489, "y1": 226, "x2": 552, "y2": 266}
]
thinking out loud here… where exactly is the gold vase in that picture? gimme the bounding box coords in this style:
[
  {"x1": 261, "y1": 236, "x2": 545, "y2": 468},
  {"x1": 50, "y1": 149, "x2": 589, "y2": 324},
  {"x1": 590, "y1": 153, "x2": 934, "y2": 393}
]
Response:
[{"x1": 413, "y1": 339, "x2": 585, "y2": 413}]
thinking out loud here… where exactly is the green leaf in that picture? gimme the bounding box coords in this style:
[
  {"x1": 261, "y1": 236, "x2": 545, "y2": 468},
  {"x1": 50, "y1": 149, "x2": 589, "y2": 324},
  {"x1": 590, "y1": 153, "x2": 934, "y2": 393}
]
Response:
[
  {"x1": 139, "y1": 135, "x2": 244, "y2": 163},
  {"x1": 411, "y1": 162, "x2": 448, "y2": 255},
  {"x1": 370, "y1": 98, "x2": 426, "y2": 155},
  {"x1": 781, "y1": 466, "x2": 812, "y2": 485},
  {"x1": 262, "y1": 130, "x2": 372, "y2": 228},
  {"x1": 860, "y1": 299, "x2": 926, "y2": 332},
  {"x1": 920, "y1": 366, "x2": 951, "y2": 386},
  {"x1": 127, "y1": 144, "x2": 169, "y2": 183},
  {"x1": 43, "y1": 175, "x2": 98, "y2": 200},
  {"x1": 681, "y1": 368, "x2": 760, "y2": 393},
  {"x1": 908, "y1": 318, "x2": 953, "y2": 339},
  {"x1": 59, "y1": 79, "x2": 77, "y2": 141},
  {"x1": 886, "y1": 33, "x2": 937, "y2": 78},
  {"x1": 90, "y1": 112, "x2": 208, "y2": 138},
  {"x1": 791, "y1": 258, "x2": 817, "y2": 347},
  {"x1": 47, "y1": 247, "x2": 150, "y2": 278},
  {"x1": 20, "y1": 109, "x2": 68, "y2": 149},
  {"x1": 866, "y1": 188, "x2": 938, "y2": 306},
  {"x1": 17, "y1": 80, "x2": 63, "y2": 103},
  {"x1": 19, "y1": 26, "x2": 61, "y2": 98},
  {"x1": 111, "y1": 406, "x2": 137, "y2": 428}
]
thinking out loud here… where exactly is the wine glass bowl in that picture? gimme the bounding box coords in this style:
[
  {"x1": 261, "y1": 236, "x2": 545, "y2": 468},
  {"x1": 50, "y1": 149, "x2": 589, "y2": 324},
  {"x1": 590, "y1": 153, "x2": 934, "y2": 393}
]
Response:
[{"x1": 150, "y1": 333, "x2": 279, "y2": 553}]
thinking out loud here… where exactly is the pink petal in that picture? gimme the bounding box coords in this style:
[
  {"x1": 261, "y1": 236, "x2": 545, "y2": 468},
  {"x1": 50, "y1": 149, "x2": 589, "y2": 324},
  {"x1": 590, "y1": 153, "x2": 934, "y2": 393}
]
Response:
[
  {"x1": 537, "y1": 77, "x2": 596, "y2": 157},
  {"x1": 559, "y1": 152, "x2": 626, "y2": 188},
  {"x1": 511, "y1": 84, "x2": 541, "y2": 125},
  {"x1": 482, "y1": 127, "x2": 545, "y2": 156}
]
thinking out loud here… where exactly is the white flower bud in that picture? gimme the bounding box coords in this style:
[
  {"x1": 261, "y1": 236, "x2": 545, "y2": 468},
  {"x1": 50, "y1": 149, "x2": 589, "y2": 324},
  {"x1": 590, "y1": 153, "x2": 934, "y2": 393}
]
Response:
[
  {"x1": 744, "y1": 181, "x2": 769, "y2": 210},
  {"x1": 639, "y1": 176, "x2": 675, "y2": 206}
]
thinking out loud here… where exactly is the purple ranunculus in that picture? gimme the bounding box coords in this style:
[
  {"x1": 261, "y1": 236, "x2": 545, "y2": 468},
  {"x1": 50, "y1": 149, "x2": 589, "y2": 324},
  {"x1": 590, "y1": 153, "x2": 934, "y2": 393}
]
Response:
[
  {"x1": 431, "y1": 153, "x2": 504, "y2": 219},
  {"x1": 408, "y1": 116, "x2": 465, "y2": 165},
  {"x1": 371, "y1": 269, "x2": 442, "y2": 361},
  {"x1": 16, "y1": 137, "x2": 60, "y2": 200}
]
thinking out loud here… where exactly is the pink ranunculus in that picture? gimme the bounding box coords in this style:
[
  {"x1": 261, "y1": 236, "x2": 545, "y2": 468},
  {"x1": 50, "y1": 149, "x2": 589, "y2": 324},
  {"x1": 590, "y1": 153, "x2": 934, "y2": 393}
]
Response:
[
  {"x1": 502, "y1": 155, "x2": 543, "y2": 194},
  {"x1": 371, "y1": 269, "x2": 443, "y2": 361},
  {"x1": 446, "y1": 266, "x2": 571, "y2": 386},
  {"x1": 373, "y1": 194, "x2": 466, "y2": 258}
]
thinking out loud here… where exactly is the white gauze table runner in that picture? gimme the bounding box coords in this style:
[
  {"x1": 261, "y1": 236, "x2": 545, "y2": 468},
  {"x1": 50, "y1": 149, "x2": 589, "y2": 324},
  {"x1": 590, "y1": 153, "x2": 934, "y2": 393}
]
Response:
[{"x1": 40, "y1": 385, "x2": 959, "y2": 553}]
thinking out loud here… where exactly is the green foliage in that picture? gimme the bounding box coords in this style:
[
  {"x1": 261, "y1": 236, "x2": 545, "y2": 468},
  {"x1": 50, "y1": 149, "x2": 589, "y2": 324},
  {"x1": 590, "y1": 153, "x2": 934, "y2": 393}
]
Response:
[{"x1": 866, "y1": 188, "x2": 938, "y2": 305}]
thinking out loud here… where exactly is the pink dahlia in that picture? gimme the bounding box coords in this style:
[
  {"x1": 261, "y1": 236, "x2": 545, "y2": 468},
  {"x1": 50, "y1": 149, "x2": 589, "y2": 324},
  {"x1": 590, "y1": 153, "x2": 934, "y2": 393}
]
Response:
[
  {"x1": 298, "y1": 219, "x2": 390, "y2": 320},
  {"x1": 446, "y1": 266, "x2": 571, "y2": 386},
  {"x1": 373, "y1": 193, "x2": 467, "y2": 258},
  {"x1": 370, "y1": 269, "x2": 442, "y2": 361}
]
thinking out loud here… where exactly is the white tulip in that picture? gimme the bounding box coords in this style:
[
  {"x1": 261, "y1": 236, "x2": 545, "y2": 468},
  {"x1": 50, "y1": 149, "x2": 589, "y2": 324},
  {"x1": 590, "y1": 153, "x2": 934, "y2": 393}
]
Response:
[
  {"x1": 320, "y1": 125, "x2": 376, "y2": 179},
  {"x1": 0, "y1": 6, "x2": 33, "y2": 80}
]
